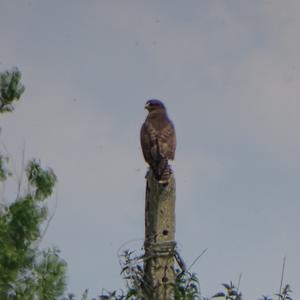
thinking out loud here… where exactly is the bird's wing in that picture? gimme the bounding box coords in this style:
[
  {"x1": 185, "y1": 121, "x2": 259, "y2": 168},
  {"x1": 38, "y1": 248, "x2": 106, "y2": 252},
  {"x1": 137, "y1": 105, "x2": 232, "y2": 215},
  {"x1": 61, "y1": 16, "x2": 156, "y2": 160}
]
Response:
[
  {"x1": 140, "y1": 122, "x2": 154, "y2": 165},
  {"x1": 158, "y1": 120, "x2": 176, "y2": 160}
]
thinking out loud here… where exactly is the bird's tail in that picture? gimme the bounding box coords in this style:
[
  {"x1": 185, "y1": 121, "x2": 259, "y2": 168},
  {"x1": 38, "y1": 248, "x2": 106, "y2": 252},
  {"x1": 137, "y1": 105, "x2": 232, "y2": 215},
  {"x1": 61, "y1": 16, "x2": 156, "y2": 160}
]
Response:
[
  {"x1": 156, "y1": 159, "x2": 172, "y2": 184},
  {"x1": 153, "y1": 139, "x2": 172, "y2": 184},
  {"x1": 159, "y1": 165, "x2": 172, "y2": 184}
]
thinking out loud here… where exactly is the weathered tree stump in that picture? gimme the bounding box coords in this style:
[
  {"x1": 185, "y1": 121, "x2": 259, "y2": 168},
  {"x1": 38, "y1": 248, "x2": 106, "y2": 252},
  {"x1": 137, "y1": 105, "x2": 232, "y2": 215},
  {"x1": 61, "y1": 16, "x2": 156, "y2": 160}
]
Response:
[{"x1": 143, "y1": 170, "x2": 176, "y2": 300}]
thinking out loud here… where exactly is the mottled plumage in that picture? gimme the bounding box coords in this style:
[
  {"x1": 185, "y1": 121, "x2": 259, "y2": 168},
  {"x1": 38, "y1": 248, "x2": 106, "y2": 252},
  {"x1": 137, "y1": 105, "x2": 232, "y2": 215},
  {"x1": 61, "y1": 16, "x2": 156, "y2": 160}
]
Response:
[{"x1": 140, "y1": 99, "x2": 176, "y2": 183}]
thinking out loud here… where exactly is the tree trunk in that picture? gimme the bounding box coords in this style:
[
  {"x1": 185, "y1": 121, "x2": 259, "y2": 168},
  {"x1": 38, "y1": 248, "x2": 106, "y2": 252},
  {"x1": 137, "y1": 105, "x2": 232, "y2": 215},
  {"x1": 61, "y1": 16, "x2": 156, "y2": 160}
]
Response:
[{"x1": 143, "y1": 170, "x2": 176, "y2": 300}]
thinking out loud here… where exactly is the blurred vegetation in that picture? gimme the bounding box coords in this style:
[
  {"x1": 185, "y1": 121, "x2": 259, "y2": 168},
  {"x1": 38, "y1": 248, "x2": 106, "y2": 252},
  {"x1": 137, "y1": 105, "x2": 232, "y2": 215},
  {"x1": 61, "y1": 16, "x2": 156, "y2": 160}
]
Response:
[
  {"x1": 0, "y1": 68, "x2": 67, "y2": 299},
  {"x1": 0, "y1": 68, "x2": 25, "y2": 113},
  {"x1": 69, "y1": 250, "x2": 292, "y2": 300}
]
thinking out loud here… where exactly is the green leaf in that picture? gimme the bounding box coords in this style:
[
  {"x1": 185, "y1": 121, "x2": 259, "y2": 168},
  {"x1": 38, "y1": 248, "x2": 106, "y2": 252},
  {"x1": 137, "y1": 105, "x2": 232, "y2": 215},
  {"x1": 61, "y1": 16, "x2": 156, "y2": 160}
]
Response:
[{"x1": 0, "y1": 67, "x2": 25, "y2": 113}]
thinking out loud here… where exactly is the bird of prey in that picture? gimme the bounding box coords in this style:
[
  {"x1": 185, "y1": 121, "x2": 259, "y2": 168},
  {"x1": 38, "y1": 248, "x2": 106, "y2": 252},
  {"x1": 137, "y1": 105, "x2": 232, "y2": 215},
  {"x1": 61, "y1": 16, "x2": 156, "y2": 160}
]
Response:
[{"x1": 140, "y1": 99, "x2": 176, "y2": 184}]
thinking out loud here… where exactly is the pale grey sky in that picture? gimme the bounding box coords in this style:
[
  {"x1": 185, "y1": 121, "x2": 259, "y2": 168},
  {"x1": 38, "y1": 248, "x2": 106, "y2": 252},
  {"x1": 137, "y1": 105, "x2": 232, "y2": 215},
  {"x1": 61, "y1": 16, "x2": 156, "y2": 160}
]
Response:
[{"x1": 1, "y1": 1, "x2": 300, "y2": 299}]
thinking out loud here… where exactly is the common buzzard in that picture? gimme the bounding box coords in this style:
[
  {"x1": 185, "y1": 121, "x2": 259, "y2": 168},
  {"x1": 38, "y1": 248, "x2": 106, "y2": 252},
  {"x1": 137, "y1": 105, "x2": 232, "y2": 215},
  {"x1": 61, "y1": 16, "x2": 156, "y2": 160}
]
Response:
[{"x1": 140, "y1": 99, "x2": 176, "y2": 184}]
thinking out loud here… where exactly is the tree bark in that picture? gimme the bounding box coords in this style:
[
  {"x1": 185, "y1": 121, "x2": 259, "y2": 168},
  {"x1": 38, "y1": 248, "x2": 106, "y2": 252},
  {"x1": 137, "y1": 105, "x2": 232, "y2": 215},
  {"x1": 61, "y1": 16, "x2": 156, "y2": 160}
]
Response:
[{"x1": 143, "y1": 170, "x2": 176, "y2": 300}]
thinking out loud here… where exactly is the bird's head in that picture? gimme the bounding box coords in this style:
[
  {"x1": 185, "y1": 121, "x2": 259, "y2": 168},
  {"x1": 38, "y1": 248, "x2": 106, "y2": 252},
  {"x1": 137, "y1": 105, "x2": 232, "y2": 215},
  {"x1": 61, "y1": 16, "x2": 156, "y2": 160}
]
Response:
[{"x1": 145, "y1": 99, "x2": 166, "y2": 113}]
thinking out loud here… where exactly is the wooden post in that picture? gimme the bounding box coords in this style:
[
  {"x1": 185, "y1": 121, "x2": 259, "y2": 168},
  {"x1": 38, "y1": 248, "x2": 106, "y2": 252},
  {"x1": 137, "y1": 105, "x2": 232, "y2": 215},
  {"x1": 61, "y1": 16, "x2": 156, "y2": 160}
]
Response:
[{"x1": 143, "y1": 170, "x2": 176, "y2": 300}]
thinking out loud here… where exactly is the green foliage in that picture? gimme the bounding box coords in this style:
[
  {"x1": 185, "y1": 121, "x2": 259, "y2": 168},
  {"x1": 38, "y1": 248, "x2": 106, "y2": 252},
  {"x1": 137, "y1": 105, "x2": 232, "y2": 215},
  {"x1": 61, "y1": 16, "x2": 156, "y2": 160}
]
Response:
[
  {"x1": 0, "y1": 68, "x2": 25, "y2": 113},
  {"x1": 0, "y1": 67, "x2": 66, "y2": 299},
  {"x1": 212, "y1": 282, "x2": 242, "y2": 300},
  {"x1": 212, "y1": 282, "x2": 293, "y2": 300},
  {"x1": 0, "y1": 159, "x2": 66, "y2": 299},
  {"x1": 93, "y1": 261, "x2": 294, "y2": 300},
  {"x1": 275, "y1": 284, "x2": 293, "y2": 300},
  {"x1": 89, "y1": 250, "x2": 201, "y2": 300},
  {"x1": 33, "y1": 248, "x2": 67, "y2": 300},
  {"x1": 0, "y1": 155, "x2": 11, "y2": 181},
  {"x1": 26, "y1": 159, "x2": 57, "y2": 201},
  {"x1": 175, "y1": 270, "x2": 200, "y2": 300},
  {"x1": 5, "y1": 248, "x2": 67, "y2": 300},
  {"x1": 120, "y1": 249, "x2": 143, "y2": 299}
]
